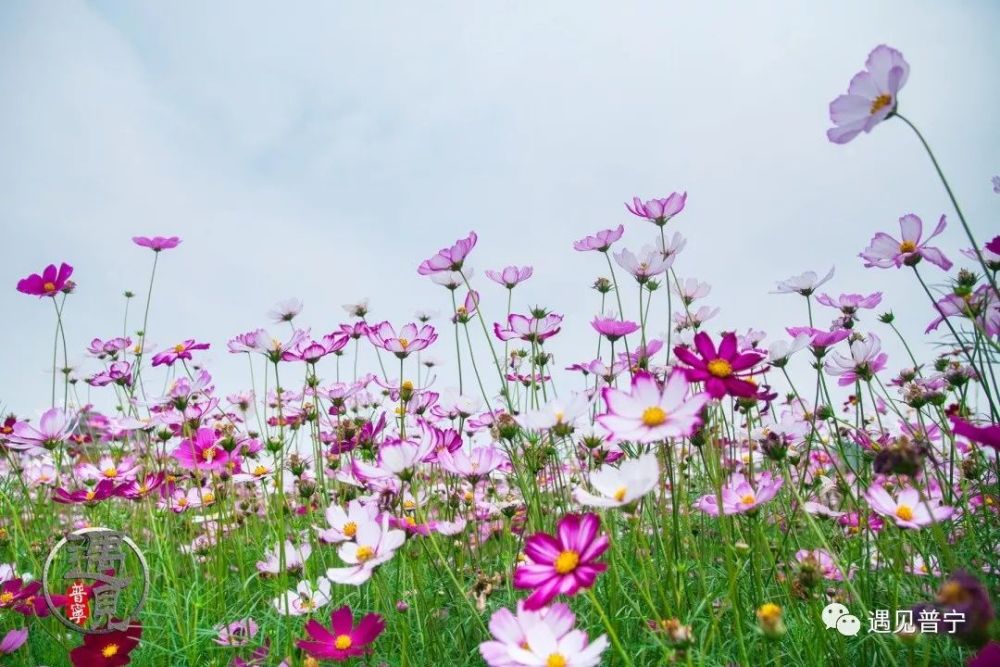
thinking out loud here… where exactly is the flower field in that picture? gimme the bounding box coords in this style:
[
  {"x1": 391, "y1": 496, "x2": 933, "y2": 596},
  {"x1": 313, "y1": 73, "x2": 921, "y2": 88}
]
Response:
[{"x1": 1, "y1": 44, "x2": 999, "y2": 666}]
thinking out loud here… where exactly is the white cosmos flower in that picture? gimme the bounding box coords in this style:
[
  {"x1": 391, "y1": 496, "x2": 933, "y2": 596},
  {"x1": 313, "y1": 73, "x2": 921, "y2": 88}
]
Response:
[
  {"x1": 573, "y1": 452, "x2": 660, "y2": 508},
  {"x1": 326, "y1": 516, "x2": 405, "y2": 586},
  {"x1": 272, "y1": 576, "x2": 332, "y2": 616}
]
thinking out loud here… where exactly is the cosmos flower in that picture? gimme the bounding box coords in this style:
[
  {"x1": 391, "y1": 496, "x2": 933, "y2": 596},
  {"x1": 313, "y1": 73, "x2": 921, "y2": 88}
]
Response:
[
  {"x1": 673, "y1": 331, "x2": 765, "y2": 399},
  {"x1": 214, "y1": 618, "x2": 259, "y2": 647},
  {"x1": 795, "y1": 549, "x2": 849, "y2": 581},
  {"x1": 518, "y1": 394, "x2": 591, "y2": 432},
  {"x1": 597, "y1": 371, "x2": 708, "y2": 443},
  {"x1": 772, "y1": 267, "x2": 835, "y2": 296},
  {"x1": 325, "y1": 516, "x2": 406, "y2": 585},
  {"x1": 950, "y1": 415, "x2": 1000, "y2": 451},
  {"x1": 572, "y1": 225, "x2": 624, "y2": 252},
  {"x1": 613, "y1": 244, "x2": 673, "y2": 282},
  {"x1": 6, "y1": 408, "x2": 76, "y2": 453},
  {"x1": 132, "y1": 236, "x2": 181, "y2": 252},
  {"x1": 0, "y1": 628, "x2": 28, "y2": 655},
  {"x1": 366, "y1": 322, "x2": 438, "y2": 358},
  {"x1": 296, "y1": 605, "x2": 386, "y2": 662},
  {"x1": 480, "y1": 602, "x2": 578, "y2": 667},
  {"x1": 171, "y1": 428, "x2": 229, "y2": 473},
  {"x1": 418, "y1": 231, "x2": 477, "y2": 275},
  {"x1": 827, "y1": 44, "x2": 908, "y2": 144},
  {"x1": 823, "y1": 333, "x2": 888, "y2": 385},
  {"x1": 864, "y1": 483, "x2": 955, "y2": 529},
  {"x1": 767, "y1": 333, "x2": 811, "y2": 367},
  {"x1": 860, "y1": 214, "x2": 952, "y2": 271},
  {"x1": 693, "y1": 471, "x2": 784, "y2": 516},
  {"x1": 816, "y1": 292, "x2": 883, "y2": 315},
  {"x1": 437, "y1": 446, "x2": 507, "y2": 481},
  {"x1": 514, "y1": 513, "x2": 609, "y2": 610},
  {"x1": 785, "y1": 326, "x2": 851, "y2": 355},
  {"x1": 625, "y1": 192, "x2": 687, "y2": 226},
  {"x1": 572, "y1": 452, "x2": 659, "y2": 508},
  {"x1": 151, "y1": 339, "x2": 210, "y2": 367},
  {"x1": 267, "y1": 298, "x2": 303, "y2": 323},
  {"x1": 497, "y1": 619, "x2": 608, "y2": 667},
  {"x1": 273, "y1": 577, "x2": 332, "y2": 616},
  {"x1": 16, "y1": 262, "x2": 74, "y2": 297},
  {"x1": 494, "y1": 313, "x2": 563, "y2": 343},
  {"x1": 53, "y1": 479, "x2": 118, "y2": 505},
  {"x1": 319, "y1": 499, "x2": 380, "y2": 544},
  {"x1": 486, "y1": 265, "x2": 533, "y2": 289},
  {"x1": 69, "y1": 621, "x2": 142, "y2": 667},
  {"x1": 256, "y1": 540, "x2": 312, "y2": 575},
  {"x1": 590, "y1": 315, "x2": 639, "y2": 342}
]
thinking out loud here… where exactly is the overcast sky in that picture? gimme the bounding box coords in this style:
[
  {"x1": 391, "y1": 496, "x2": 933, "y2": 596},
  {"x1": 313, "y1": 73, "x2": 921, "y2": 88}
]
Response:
[{"x1": 1, "y1": 1, "x2": 997, "y2": 416}]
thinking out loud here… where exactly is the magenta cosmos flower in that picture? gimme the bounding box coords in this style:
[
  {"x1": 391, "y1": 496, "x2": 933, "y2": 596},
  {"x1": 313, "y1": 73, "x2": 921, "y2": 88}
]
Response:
[
  {"x1": 132, "y1": 236, "x2": 181, "y2": 251},
  {"x1": 172, "y1": 427, "x2": 229, "y2": 472},
  {"x1": 514, "y1": 513, "x2": 609, "y2": 610},
  {"x1": 486, "y1": 265, "x2": 533, "y2": 289},
  {"x1": 860, "y1": 213, "x2": 952, "y2": 271},
  {"x1": 597, "y1": 371, "x2": 708, "y2": 443},
  {"x1": 950, "y1": 416, "x2": 1000, "y2": 452},
  {"x1": 673, "y1": 332, "x2": 765, "y2": 399},
  {"x1": 152, "y1": 339, "x2": 210, "y2": 367},
  {"x1": 417, "y1": 231, "x2": 477, "y2": 275},
  {"x1": 494, "y1": 313, "x2": 563, "y2": 343},
  {"x1": 366, "y1": 321, "x2": 437, "y2": 358},
  {"x1": 827, "y1": 45, "x2": 909, "y2": 144},
  {"x1": 573, "y1": 225, "x2": 624, "y2": 252},
  {"x1": 625, "y1": 192, "x2": 686, "y2": 226},
  {"x1": 590, "y1": 315, "x2": 639, "y2": 342},
  {"x1": 296, "y1": 605, "x2": 385, "y2": 662},
  {"x1": 16, "y1": 262, "x2": 73, "y2": 297},
  {"x1": 0, "y1": 628, "x2": 28, "y2": 655},
  {"x1": 864, "y1": 483, "x2": 954, "y2": 529},
  {"x1": 693, "y1": 471, "x2": 784, "y2": 516}
]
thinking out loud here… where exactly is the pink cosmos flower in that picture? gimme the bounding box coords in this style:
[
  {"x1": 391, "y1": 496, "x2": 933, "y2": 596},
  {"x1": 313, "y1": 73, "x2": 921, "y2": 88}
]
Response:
[
  {"x1": 132, "y1": 236, "x2": 181, "y2": 251},
  {"x1": 16, "y1": 262, "x2": 74, "y2": 297},
  {"x1": 514, "y1": 513, "x2": 609, "y2": 610},
  {"x1": 785, "y1": 326, "x2": 851, "y2": 355},
  {"x1": 827, "y1": 45, "x2": 909, "y2": 144},
  {"x1": 267, "y1": 297, "x2": 303, "y2": 323},
  {"x1": 152, "y1": 339, "x2": 210, "y2": 367},
  {"x1": 860, "y1": 214, "x2": 952, "y2": 271},
  {"x1": 87, "y1": 336, "x2": 133, "y2": 358},
  {"x1": 573, "y1": 225, "x2": 625, "y2": 252},
  {"x1": 214, "y1": 618, "x2": 259, "y2": 646},
  {"x1": 0, "y1": 628, "x2": 28, "y2": 655},
  {"x1": 693, "y1": 471, "x2": 784, "y2": 516},
  {"x1": 823, "y1": 333, "x2": 888, "y2": 385},
  {"x1": 417, "y1": 231, "x2": 477, "y2": 275},
  {"x1": 625, "y1": 192, "x2": 686, "y2": 226},
  {"x1": 257, "y1": 540, "x2": 312, "y2": 575},
  {"x1": 437, "y1": 446, "x2": 507, "y2": 481},
  {"x1": 486, "y1": 265, "x2": 533, "y2": 289},
  {"x1": 87, "y1": 360, "x2": 133, "y2": 387},
  {"x1": 6, "y1": 408, "x2": 76, "y2": 453},
  {"x1": 480, "y1": 602, "x2": 578, "y2": 667},
  {"x1": 296, "y1": 605, "x2": 386, "y2": 662},
  {"x1": 483, "y1": 604, "x2": 609, "y2": 667},
  {"x1": 366, "y1": 322, "x2": 437, "y2": 358},
  {"x1": 864, "y1": 483, "x2": 955, "y2": 529},
  {"x1": 795, "y1": 549, "x2": 848, "y2": 581},
  {"x1": 597, "y1": 371, "x2": 708, "y2": 443},
  {"x1": 590, "y1": 315, "x2": 639, "y2": 342},
  {"x1": 816, "y1": 292, "x2": 883, "y2": 315},
  {"x1": 613, "y1": 244, "x2": 673, "y2": 282},
  {"x1": 494, "y1": 313, "x2": 563, "y2": 343},
  {"x1": 172, "y1": 427, "x2": 229, "y2": 472},
  {"x1": 925, "y1": 285, "x2": 999, "y2": 337},
  {"x1": 673, "y1": 332, "x2": 765, "y2": 399},
  {"x1": 52, "y1": 479, "x2": 117, "y2": 505},
  {"x1": 950, "y1": 416, "x2": 1000, "y2": 452}
]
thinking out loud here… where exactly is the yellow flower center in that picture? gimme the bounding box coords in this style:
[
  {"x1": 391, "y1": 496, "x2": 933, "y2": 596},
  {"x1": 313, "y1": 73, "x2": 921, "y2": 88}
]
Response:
[
  {"x1": 202, "y1": 492, "x2": 215, "y2": 504},
  {"x1": 86, "y1": 490, "x2": 96, "y2": 501},
  {"x1": 401, "y1": 380, "x2": 413, "y2": 391},
  {"x1": 741, "y1": 493, "x2": 756, "y2": 506},
  {"x1": 253, "y1": 465, "x2": 268, "y2": 476},
  {"x1": 177, "y1": 497, "x2": 189, "y2": 507},
  {"x1": 870, "y1": 93, "x2": 892, "y2": 114},
  {"x1": 403, "y1": 499, "x2": 416, "y2": 510},
  {"x1": 554, "y1": 550, "x2": 580, "y2": 574},
  {"x1": 356, "y1": 545, "x2": 375, "y2": 562},
  {"x1": 895, "y1": 504, "x2": 914, "y2": 521},
  {"x1": 899, "y1": 240, "x2": 917, "y2": 253},
  {"x1": 0, "y1": 591, "x2": 14, "y2": 605},
  {"x1": 707, "y1": 358, "x2": 733, "y2": 378},
  {"x1": 43, "y1": 281, "x2": 56, "y2": 292},
  {"x1": 553, "y1": 410, "x2": 565, "y2": 423},
  {"x1": 613, "y1": 487, "x2": 627, "y2": 502},
  {"x1": 399, "y1": 338, "x2": 410, "y2": 349},
  {"x1": 102, "y1": 643, "x2": 120, "y2": 658},
  {"x1": 334, "y1": 634, "x2": 353, "y2": 650},
  {"x1": 202, "y1": 448, "x2": 217, "y2": 462},
  {"x1": 546, "y1": 654, "x2": 568, "y2": 667},
  {"x1": 174, "y1": 343, "x2": 186, "y2": 353},
  {"x1": 102, "y1": 467, "x2": 118, "y2": 478},
  {"x1": 757, "y1": 603, "x2": 782, "y2": 623},
  {"x1": 641, "y1": 406, "x2": 667, "y2": 427}
]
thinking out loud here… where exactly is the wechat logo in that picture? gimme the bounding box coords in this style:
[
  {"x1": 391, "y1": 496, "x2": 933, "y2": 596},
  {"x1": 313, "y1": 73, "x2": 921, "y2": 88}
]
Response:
[{"x1": 822, "y1": 602, "x2": 861, "y2": 636}]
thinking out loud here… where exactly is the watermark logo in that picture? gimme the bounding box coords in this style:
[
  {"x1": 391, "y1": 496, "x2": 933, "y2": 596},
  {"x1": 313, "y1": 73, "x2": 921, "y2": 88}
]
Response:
[
  {"x1": 822, "y1": 602, "x2": 861, "y2": 636},
  {"x1": 822, "y1": 602, "x2": 967, "y2": 637},
  {"x1": 42, "y1": 527, "x2": 149, "y2": 634}
]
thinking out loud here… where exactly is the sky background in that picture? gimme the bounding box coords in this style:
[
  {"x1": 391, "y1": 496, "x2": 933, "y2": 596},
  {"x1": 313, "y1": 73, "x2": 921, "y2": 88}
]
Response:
[{"x1": 1, "y1": 1, "x2": 998, "y2": 416}]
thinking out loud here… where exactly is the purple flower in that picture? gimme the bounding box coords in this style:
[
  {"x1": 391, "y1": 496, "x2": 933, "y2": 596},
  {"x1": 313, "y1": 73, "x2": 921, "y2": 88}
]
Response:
[
  {"x1": 417, "y1": 232, "x2": 477, "y2": 275},
  {"x1": 590, "y1": 315, "x2": 638, "y2": 342},
  {"x1": 950, "y1": 415, "x2": 1000, "y2": 451},
  {"x1": 860, "y1": 213, "x2": 952, "y2": 271},
  {"x1": 827, "y1": 45, "x2": 908, "y2": 144},
  {"x1": 673, "y1": 332, "x2": 765, "y2": 399},
  {"x1": 0, "y1": 628, "x2": 28, "y2": 654},
  {"x1": 485, "y1": 265, "x2": 533, "y2": 289},
  {"x1": 152, "y1": 339, "x2": 211, "y2": 367},
  {"x1": 16, "y1": 262, "x2": 74, "y2": 297},
  {"x1": 494, "y1": 313, "x2": 563, "y2": 343},
  {"x1": 815, "y1": 292, "x2": 883, "y2": 314},
  {"x1": 573, "y1": 225, "x2": 624, "y2": 252},
  {"x1": 693, "y1": 471, "x2": 783, "y2": 516},
  {"x1": 366, "y1": 322, "x2": 438, "y2": 358},
  {"x1": 6, "y1": 408, "x2": 75, "y2": 453},
  {"x1": 514, "y1": 513, "x2": 609, "y2": 610},
  {"x1": 625, "y1": 192, "x2": 686, "y2": 226},
  {"x1": 132, "y1": 235, "x2": 182, "y2": 251},
  {"x1": 172, "y1": 427, "x2": 229, "y2": 472},
  {"x1": 785, "y1": 326, "x2": 851, "y2": 355}
]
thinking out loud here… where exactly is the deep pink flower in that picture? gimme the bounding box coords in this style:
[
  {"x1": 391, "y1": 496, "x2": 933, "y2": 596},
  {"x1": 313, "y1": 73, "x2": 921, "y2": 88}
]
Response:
[
  {"x1": 16, "y1": 262, "x2": 73, "y2": 297},
  {"x1": 417, "y1": 232, "x2": 477, "y2": 275},
  {"x1": 87, "y1": 361, "x2": 133, "y2": 387},
  {"x1": 597, "y1": 371, "x2": 708, "y2": 443},
  {"x1": 950, "y1": 416, "x2": 1000, "y2": 451},
  {"x1": 494, "y1": 313, "x2": 563, "y2": 343},
  {"x1": 172, "y1": 428, "x2": 229, "y2": 472},
  {"x1": 282, "y1": 333, "x2": 349, "y2": 363},
  {"x1": 590, "y1": 316, "x2": 638, "y2": 342},
  {"x1": 625, "y1": 192, "x2": 686, "y2": 226},
  {"x1": 366, "y1": 322, "x2": 437, "y2": 358},
  {"x1": 573, "y1": 225, "x2": 624, "y2": 252},
  {"x1": 132, "y1": 236, "x2": 181, "y2": 251},
  {"x1": 827, "y1": 45, "x2": 908, "y2": 144},
  {"x1": 673, "y1": 332, "x2": 765, "y2": 399},
  {"x1": 152, "y1": 339, "x2": 210, "y2": 367},
  {"x1": 296, "y1": 605, "x2": 385, "y2": 661},
  {"x1": 52, "y1": 479, "x2": 117, "y2": 505},
  {"x1": 693, "y1": 471, "x2": 783, "y2": 516},
  {"x1": 514, "y1": 513, "x2": 609, "y2": 610},
  {"x1": 860, "y1": 214, "x2": 952, "y2": 271},
  {"x1": 485, "y1": 265, "x2": 533, "y2": 289}
]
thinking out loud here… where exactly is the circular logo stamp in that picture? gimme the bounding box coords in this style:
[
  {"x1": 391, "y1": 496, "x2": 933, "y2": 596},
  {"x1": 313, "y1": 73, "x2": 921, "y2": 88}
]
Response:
[{"x1": 42, "y1": 527, "x2": 149, "y2": 634}]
